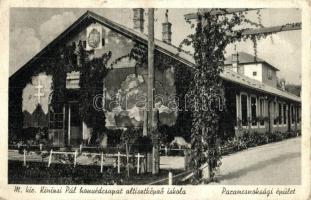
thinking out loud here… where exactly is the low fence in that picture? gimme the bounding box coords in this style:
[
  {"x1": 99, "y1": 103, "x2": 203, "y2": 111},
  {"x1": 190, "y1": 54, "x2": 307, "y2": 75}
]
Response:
[
  {"x1": 159, "y1": 146, "x2": 188, "y2": 156},
  {"x1": 47, "y1": 150, "x2": 145, "y2": 174},
  {"x1": 9, "y1": 146, "x2": 147, "y2": 174},
  {"x1": 8, "y1": 141, "x2": 255, "y2": 180},
  {"x1": 9, "y1": 144, "x2": 231, "y2": 172}
]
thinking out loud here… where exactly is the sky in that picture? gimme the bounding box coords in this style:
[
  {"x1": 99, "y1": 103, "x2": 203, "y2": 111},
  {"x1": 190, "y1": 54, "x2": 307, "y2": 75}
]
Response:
[{"x1": 10, "y1": 8, "x2": 301, "y2": 84}]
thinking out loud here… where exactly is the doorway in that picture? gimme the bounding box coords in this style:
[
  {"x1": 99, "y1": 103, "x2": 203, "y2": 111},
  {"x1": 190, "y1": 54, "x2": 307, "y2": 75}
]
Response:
[{"x1": 67, "y1": 102, "x2": 82, "y2": 146}]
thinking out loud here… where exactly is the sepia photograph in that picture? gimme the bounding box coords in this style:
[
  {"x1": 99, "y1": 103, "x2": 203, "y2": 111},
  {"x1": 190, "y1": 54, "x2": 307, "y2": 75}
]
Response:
[{"x1": 1, "y1": 1, "x2": 310, "y2": 199}]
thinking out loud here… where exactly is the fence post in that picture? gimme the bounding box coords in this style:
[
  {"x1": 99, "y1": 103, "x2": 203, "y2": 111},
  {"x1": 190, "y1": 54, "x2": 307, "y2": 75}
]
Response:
[
  {"x1": 152, "y1": 146, "x2": 155, "y2": 173},
  {"x1": 117, "y1": 151, "x2": 120, "y2": 174},
  {"x1": 125, "y1": 143, "x2": 130, "y2": 177},
  {"x1": 168, "y1": 171, "x2": 173, "y2": 185},
  {"x1": 137, "y1": 153, "x2": 140, "y2": 174},
  {"x1": 184, "y1": 149, "x2": 190, "y2": 170},
  {"x1": 23, "y1": 149, "x2": 26, "y2": 166},
  {"x1": 74, "y1": 150, "x2": 77, "y2": 168},
  {"x1": 80, "y1": 144, "x2": 83, "y2": 153},
  {"x1": 39, "y1": 144, "x2": 43, "y2": 151},
  {"x1": 165, "y1": 146, "x2": 168, "y2": 156},
  {"x1": 100, "y1": 152, "x2": 104, "y2": 173},
  {"x1": 48, "y1": 149, "x2": 53, "y2": 167}
]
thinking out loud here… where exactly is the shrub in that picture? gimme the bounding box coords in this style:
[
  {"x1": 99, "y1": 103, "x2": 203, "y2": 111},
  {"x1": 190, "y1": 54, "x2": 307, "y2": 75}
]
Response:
[
  {"x1": 221, "y1": 130, "x2": 298, "y2": 156},
  {"x1": 106, "y1": 129, "x2": 123, "y2": 147},
  {"x1": 251, "y1": 132, "x2": 268, "y2": 146},
  {"x1": 274, "y1": 131, "x2": 284, "y2": 141},
  {"x1": 265, "y1": 131, "x2": 284, "y2": 142},
  {"x1": 282, "y1": 131, "x2": 290, "y2": 139},
  {"x1": 132, "y1": 136, "x2": 152, "y2": 153},
  {"x1": 238, "y1": 131, "x2": 258, "y2": 148}
]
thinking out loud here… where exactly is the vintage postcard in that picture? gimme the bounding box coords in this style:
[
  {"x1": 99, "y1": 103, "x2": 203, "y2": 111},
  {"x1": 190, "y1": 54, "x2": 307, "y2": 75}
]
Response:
[{"x1": 0, "y1": 0, "x2": 310, "y2": 199}]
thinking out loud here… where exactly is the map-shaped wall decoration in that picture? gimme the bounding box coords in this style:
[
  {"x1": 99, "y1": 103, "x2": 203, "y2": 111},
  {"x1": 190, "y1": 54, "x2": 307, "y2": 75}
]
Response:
[{"x1": 88, "y1": 28, "x2": 100, "y2": 48}]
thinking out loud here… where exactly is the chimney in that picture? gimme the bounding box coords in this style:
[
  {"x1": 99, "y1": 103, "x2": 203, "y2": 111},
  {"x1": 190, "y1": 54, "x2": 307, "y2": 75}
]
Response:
[
  {"x1": 162, "y1": 9, "x2": 172, "y2": 44},
  {"x1": 280, "y1": 80, "x2": 286, "y2": 91},
  {"x1": 232, "y1": 53, "x2": 239, "y2": 68},
  {"x1": 133, "y1": 8, "x2": 144, "y2": 33},
  {"x1": 232, "y1": 53, "x2": 244, "y2": 74}
]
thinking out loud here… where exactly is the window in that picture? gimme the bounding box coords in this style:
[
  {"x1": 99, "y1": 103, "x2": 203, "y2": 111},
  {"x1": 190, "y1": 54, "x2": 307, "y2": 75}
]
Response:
[
  {"x1": 241, "y1": 94, "x2": 248, "y2": 126},
  {"x1": 296, "y1": 107, "x2": 300, "y2": 124},
  {"x1": 291, "y1": 106, "x2": 295, "y2": 124},
  {"x1": 251, "y1": 96, "x2": 257, "y2": 126},
  {"x1": 298, "y1": 107, "x2": 301, "y2": 124},
  {"x1": 49, "y1": 105, "x2": 64, "y2": 129},
  {"x1": 259, "y1": 98, "x2": 265, "y2": 126},
  {"x1": 278, "y1": 103, "x2": 282, "y2": 124},
  {"x1": 268, "y1": 68, "x2": 272, "y2": 80},
  {"x1": 283, "y1": 104, "x2": 287, "y2": 125},
  {"x1": 253, "y1": 71, "x2": 257, "y2": 76},
  {"x1": 273, "y1": 102, "x2": 277, "y2": 125}
]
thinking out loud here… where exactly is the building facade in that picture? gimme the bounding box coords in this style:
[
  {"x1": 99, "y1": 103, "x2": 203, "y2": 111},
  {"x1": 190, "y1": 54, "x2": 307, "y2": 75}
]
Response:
[
  {"x1": 223, "y1": 52, "x2": 301, "y2": 136},
  {"x1": 9, "y1": 10, "x2": 301, "y2": 147}
]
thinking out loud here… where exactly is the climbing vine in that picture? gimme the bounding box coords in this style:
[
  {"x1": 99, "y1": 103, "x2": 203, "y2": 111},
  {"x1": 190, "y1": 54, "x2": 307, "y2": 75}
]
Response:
[
  {"x1": 44, "y1": 41, "x2": 111, "y2": 144},
  {"x1": 47, "y1": 44, "x2": 75, "y2": 109},
  {"x1": 180, "y1": 9, "x2": 278, "y2": 183},
  {"x1": 78, "y1": 43, "x2": 111, "y2": 142}
]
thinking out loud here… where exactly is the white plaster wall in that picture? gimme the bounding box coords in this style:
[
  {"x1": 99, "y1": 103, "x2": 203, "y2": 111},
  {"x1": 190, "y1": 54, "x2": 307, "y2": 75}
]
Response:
[
  {"x1": 262, "y1": 63, "x2": 278, "y2": 88},
  {"x1": 22, "y1": 72, "x2": 52, "y2": 114},
  {"x1": 243, "y1": 63, "x2": 262, "y2": 82}
]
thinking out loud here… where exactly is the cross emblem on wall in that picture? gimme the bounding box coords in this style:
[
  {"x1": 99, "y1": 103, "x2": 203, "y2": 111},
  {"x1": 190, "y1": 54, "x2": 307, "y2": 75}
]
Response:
[{"x1": 34, "y1": 79, "x2": 45, "y2": 104}]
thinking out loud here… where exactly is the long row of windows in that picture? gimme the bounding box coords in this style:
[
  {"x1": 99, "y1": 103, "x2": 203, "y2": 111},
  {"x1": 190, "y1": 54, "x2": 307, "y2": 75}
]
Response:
[
  {"x1": 238, "y1": 93, "x2": 300, "y2": 128},
  {"x1": 273, "y1": 102, "x2": 287, "y2": 126}
]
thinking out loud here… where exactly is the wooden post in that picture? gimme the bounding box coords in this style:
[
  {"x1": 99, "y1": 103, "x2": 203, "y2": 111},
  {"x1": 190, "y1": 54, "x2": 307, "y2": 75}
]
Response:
[
  {"x1": 202, "y1": 163, "x2": 211, "y2": 181},
  {"x1": 23, "y1": 149, "x2": 26, "y2": 166},
  {"x1": 141, "y1": 154, "x2": 145, "y2": 173},
  {"x1": 184, "y1": 149, "x2": 190, "y2": 170},
  {"x1": 48, "y1": 149, "x2": 53, "y2": 167},
  {"x1": 152, "y1": 146, "x2": 155, "y2": 173},
  {"x1": 74, "y1": 150, "x2": 77, "y2": 168},
  {"x1": 137, "y1": 153, "x2": 140, "y2": 174},
  {"x1": 143, "y1": 108, "x2": 148, "y2": 136},
  {"x1": 152, "y1": 144, "x2": 159, "y2": 174},
  {"x1": 184, "y1": 9, "x2": 259, "y2": 20},
  {"x1": 80, "y1": 144, "x2": 83, "y2": 153},
  {"x1": 125, "y1": 143, "x2": 130, "y2": 177},
  {"x1": 165, "y1": 146, "x2": 168, "y2": 156},
  {"x1": 147, "y1": 8, "x2": 159, "y2": 175},
  {"x1": 100, "y1": 152, "x2": 104, "y2": 173},
  {"x1": 168, "y1": 171, "x2": 173, "y2": 185},
  {"x1": 148, "y1": 8, "x2": 155, "y2": 131},
  {"x1": 117, "y1": 151, "x2": 120, "y2": 174},
  {"x1": 139, "y1": 8, "x2": 159, "y2": 174},
  {"x1": 62, "y1": 105, "x2": 66, "y2": 146},
  {"x1": 39, "y1": 144, "x2": 43, "y2": 151},
  {"x1": 68, "y1": 104, "x2": 71, "y2": 145}
]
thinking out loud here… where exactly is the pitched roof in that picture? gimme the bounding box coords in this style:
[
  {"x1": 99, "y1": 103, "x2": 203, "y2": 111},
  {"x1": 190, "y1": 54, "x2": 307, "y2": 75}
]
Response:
[
  {"x1": 9, "y1": 10, "x2": 194, "y2": 82},
  {"x1": 224, "y1": 52, "x2": 280, "y2": 71},
  {"x1": 221, "y1": 69, "x2": 300, "y2": 102},
  {"x1": 10, "y1": 10, "x2": 299, "y2": 102}
]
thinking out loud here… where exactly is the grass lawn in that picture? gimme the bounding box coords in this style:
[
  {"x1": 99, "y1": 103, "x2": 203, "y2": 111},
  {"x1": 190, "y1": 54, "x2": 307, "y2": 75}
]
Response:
[{"x1": 8, "y1": 160, "x2": 185, "y2": 185}]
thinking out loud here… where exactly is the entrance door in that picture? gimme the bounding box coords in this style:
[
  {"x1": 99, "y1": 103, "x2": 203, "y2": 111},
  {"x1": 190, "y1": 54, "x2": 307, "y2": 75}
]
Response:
[
  {"x1": 67, "y1": 102, "x2": 82, "y2": 146},
  {"x1": 48, "y1": 104, "x2": 65, "y2": 147}
]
